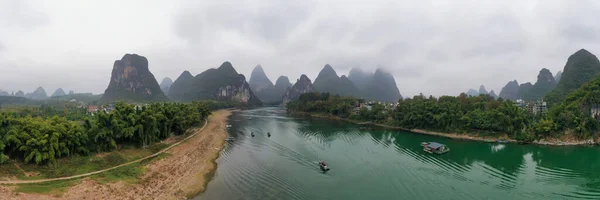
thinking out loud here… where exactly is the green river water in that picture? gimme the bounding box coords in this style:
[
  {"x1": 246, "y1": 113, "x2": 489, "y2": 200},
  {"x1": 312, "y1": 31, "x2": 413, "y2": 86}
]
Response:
[{"x1": 196, "y1": 107, "x2": 600, "y2": 200}]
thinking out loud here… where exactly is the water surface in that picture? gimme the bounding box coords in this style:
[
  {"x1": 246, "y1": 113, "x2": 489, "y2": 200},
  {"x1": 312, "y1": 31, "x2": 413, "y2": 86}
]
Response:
[{"x1": 197, "y1": 107, "x2": 600, "y2": 200}]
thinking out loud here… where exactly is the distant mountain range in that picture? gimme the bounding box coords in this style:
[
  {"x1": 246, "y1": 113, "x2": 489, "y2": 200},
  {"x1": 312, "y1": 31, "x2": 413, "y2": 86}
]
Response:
[
  {"x1": 168, "y1": 62, "x2": 261, "y2": 105},
  {"x1": 497, "y1": 49, "x2": 599, "y2": 103},
  {"x1": 283, "y1": 74, "x2": 316, "y2": 104},
  {"x1": 465, "y1": 85, "x2": 496, "y2": 98},
  {"x1": 248, "y1": 65, "x2": 291, "y2": 103},
  {"x1": 349, "y1": 68, "x2": 403, "y2": 102},
  {"x1": 313, "y1": 64, "x2": 361, "y2": 98},
  {"x1": 249, "y1": 65, "x2": 403, "y2": 103}
]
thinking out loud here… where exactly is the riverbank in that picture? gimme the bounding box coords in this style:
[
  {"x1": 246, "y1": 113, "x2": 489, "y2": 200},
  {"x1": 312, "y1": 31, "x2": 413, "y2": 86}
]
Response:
[
  {"x1": 292, "y1": 111, "x2": 598, "y2": 146},
  {"x1": 0, "y1": 109, "x2": 233, "y2": 199}
]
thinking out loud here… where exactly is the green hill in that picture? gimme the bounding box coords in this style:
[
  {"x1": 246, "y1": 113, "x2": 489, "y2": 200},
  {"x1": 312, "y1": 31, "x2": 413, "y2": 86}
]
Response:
[
  {"x1": 545, "y1": 49, "x2": 600, "y2": 105},
  {"x1": 521, "y1": 68, "x2": 556, "y2": 101}
]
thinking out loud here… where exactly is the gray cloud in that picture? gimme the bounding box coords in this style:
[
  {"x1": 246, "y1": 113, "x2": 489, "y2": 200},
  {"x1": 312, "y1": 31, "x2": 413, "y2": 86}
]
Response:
[{"x1": 1, "y1": 0, "x2": 600, "y2": 97}]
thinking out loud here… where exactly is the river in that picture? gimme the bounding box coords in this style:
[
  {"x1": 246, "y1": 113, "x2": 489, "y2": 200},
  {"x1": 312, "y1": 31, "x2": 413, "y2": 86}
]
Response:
[{"x1": 197, "y1": 107, "x2": 600, "y2": 200}]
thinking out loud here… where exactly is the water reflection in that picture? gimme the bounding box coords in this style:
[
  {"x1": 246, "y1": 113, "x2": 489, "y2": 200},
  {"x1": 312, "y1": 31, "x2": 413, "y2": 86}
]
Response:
[{"x1": 200, "y1": 107, "x2": 600, "y2": 200}]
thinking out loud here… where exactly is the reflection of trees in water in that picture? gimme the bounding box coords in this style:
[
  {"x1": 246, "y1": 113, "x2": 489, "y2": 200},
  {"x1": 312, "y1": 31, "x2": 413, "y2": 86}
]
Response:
[{"x1": 374, "y1": 130, "x2": 530, "y2": 190}]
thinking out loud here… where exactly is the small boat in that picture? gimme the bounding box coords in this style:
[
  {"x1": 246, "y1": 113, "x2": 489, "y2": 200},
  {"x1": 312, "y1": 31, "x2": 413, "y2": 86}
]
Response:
[
  {"x1": 251, "y1": 132, "x2": 255, "y2": 137},
  {"x1": 225, "y1": 137, "x2": 235, "y2": 141},
  {"x1": 267, "y1": 132, "x2": 271, "y2": 137},
  {"x1": 226, "y1": 125, "x2": 232, "y2": 128},
  {"x1": 319, "y1": 161, "x2": 330, "y2": 171},
  {"x1": 422, "y1": 142, "x2": 450, "y2": 154},
  {"x1": 421, "y1": 142, "x2": 429, "y2": 147}
]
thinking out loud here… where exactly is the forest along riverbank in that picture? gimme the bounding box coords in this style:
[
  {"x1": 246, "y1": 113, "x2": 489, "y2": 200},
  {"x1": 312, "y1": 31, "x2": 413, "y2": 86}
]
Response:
[
  {"x1": 292, "y1": 111, "x2": 597, "y2": 146},
  {"x1": 0, "y1": 109, "x2": 233, "y2": 200}
]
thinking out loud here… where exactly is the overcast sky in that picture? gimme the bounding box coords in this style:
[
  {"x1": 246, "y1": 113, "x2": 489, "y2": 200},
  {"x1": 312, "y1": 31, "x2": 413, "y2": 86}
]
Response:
[{"x1": 0, "y1": 0, "x2": 599, "y2": 97}]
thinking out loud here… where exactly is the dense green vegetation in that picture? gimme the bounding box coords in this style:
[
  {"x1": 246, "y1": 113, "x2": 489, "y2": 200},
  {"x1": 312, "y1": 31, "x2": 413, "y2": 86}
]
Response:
[
  {"x1": 0, "y1": 102, "x2": 210, "y2": 165},
  {"x1": 545, "y1": 49, "x2": 600, "y2": 105},
  {"x1": 287, "y1": 89, "x2": 600, "y2": 142}
]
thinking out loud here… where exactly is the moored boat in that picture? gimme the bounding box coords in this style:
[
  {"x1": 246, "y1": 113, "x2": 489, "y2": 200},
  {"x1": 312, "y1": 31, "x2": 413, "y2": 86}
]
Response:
[{"x1": 422, "y1": 142, "x2": 450, "y2": 154}]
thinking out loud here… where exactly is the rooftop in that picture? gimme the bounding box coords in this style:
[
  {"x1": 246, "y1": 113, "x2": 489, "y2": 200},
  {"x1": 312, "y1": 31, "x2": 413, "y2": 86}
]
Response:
[{"x1": 427, "y1": 142, "x2": 445, "y2": 149}]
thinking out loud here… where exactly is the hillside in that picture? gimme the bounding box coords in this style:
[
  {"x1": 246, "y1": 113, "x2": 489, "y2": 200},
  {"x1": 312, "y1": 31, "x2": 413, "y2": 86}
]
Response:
[
  {"x1": 313, "y1": 64, "x2": 361, "y2": 97},
  {"x1": 363, "y1": 69, "x2": 403, "y2": 102},
  {"x1": 545, "y1": 49, "x2": 600, "y2": 105},
  {"x1": 348, "y1": 68, "x2": 372, "y2": 91},
  {"x1": 160, "y1": 77, "x2": 173, "y2": 94},
  {"x1": 100, "y1": 54, "x2": 168, "y2": 103},
  {"x1": 168, "y1": 62, "x2": 261, "y2": 105},
  {"x1": 499, "y1": 80, "x2": 520, "y2": 100},
  {"x1": 348, "y1": 68, "x2": 403, "y2": 102},
  {"x1": 521, "y1": 68, "x2": 557, "y2": 101},
  {"x1": 51, "y1": 88, "x2": 67, "y2": 97},
  {"x1": 283, "y1": 74, "x2": 316, "y2": 104},
  {"x1": 167, "y1": 71, "x2": 195, "y2": 101},
  {"x1": 248, "y1": 65, "x2": 286, "y2": 103},
  {"x1": 518, "y1": 82, "x2": 533, "y2": 99},
  {"x1": 478, "y1": 85, "x2": 488, "y2": 94},
  {"x1": 27, "y1": 87, "x2": 48, "y2": 100}
]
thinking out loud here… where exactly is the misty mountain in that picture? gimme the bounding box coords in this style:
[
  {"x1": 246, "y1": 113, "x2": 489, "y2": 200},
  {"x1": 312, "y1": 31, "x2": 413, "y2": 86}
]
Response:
[
  {"x1": 348, "y1": 68, "x2": 372, "y2": 91},
  {"x1": 100, "y1": 54, "x2": 168, "y2": 103},
  {"x1": 249, "y1": 65, "x2": 274, "y2": 93},
  {"x1": 499, "y1": 80, "x2": 520, "y2": 100},
  {"x1": 248, "y1": 65, "x2": 287, "y2": 103},
  {"x1": 545, "y1": 49, "x2": 600, "y2": 105},
  {"x1": 363, "y1": 69, "x2": 403, "y2": 102},
  {"x1": 27, "y1": 87, "x2": 48, "y2": 100},
  {"x1": 0, "y1": 90, "x2": 9, "y2": 96},
  {"x1": 555, "y1": 71, "x2": 562, "y2": 82},
  {"x1": 347, "y1": 68, "x2": 403, "y2": 102},
  {"x1": 15, "y1": 90, "x2": 25, "y2": 97},
  {"x1": 274, "y1": 76, "x2": 292, "y2": 98},
  {"x1": 518, "y1": 82, "x2": 533, "y2": 99},
  {"x1": 51, "y1": 88, "x2": 67, "y2": 97},
  {"x1": 167, "y1": 71, "x2": 195, "y2": 101},
  {"x1": 283, "y1": 74, "x2": 316, "y2": 104},
  {"x1": 520, "y1": 68, "x2": 556, "y2": 101},
  {"x1": 466, "y1": 89, "x2": 479, "y2": 96},
  {"x1": 489, "y1": 90, "x2": 498, "y2": 99},
  {"x1": 160, "y1": 77, "x2": 173, "y2": 94},
  {"x1": 68, "y1": 90, "x2": 75, "y2": 95},
  {"x1": 313, "y1": 64, "x2": 361, "y2": 97},
  {"x1": 478, "y1": 85, "x2": 488, "y2": 94},
  {"x1": 168, "y1": 62, "x2": 261, "y2": 105}
]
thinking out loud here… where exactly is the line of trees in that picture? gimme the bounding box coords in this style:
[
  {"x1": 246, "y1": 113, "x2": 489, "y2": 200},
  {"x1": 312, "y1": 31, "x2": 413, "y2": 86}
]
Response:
[
  {"x1": 0, "y1": 102, "x2": 210, "y2": 165},
  {"x1": 287, "y1": 92, "x2": 600, "y2": 142}
]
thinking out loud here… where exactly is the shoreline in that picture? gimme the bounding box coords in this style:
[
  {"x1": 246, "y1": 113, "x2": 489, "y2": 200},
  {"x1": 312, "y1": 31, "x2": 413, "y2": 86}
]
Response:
[
  {"x1": 0, "y1": 109, "x2": 233, "y2": 199},
  {"x1": 293, "y1": 111, "x2": 597, "y2": 146}
]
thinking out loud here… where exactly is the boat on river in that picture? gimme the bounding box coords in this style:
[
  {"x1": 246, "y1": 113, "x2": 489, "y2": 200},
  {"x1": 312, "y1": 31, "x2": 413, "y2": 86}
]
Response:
[
  {"x1": 319, "y1": 161, "x2": 330, "y2": 171},
  {"x1": 422, "y1": 142, "x2": 450, "y2": 154}
]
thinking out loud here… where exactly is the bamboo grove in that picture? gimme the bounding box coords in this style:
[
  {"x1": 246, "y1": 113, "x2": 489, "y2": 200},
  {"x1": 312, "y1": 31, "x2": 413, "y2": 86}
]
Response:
[{"x1": 0, "y1": 102, "x2": 210, "y2": 165}]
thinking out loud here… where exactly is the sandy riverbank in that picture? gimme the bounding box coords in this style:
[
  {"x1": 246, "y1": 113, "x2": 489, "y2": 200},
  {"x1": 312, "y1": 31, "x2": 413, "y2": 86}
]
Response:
[
  {"x1": 0, "y1": 109, "x2": 233, "y2": 200},
  {"x1": 294, "y1": 111, "x2": 597, "y2": 146}
]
